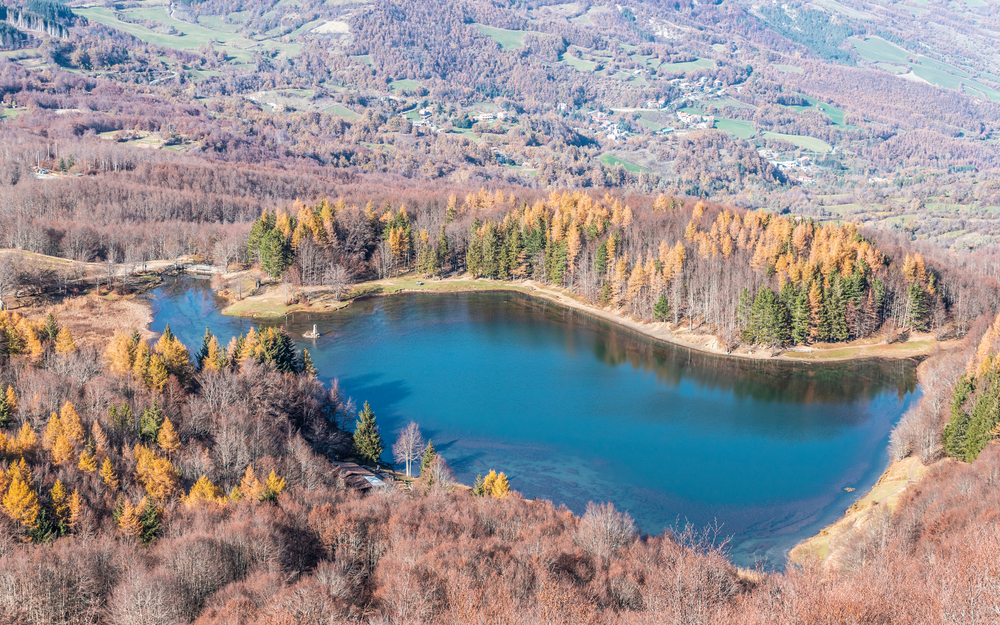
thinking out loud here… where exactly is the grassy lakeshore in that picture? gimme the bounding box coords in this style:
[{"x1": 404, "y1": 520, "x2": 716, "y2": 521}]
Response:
[
  {"x1": 790, "y1": 355, "x2": 953, "y2": 569},
  {"x1": 220, "y1": 272, "x2": 952, "y2": 362}
]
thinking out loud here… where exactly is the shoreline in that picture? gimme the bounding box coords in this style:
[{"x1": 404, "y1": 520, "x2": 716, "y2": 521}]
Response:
[
  {"x1": 192, "y1": 272, "x2": 950, "y2": 569},
  {"x1": 219, "y1": 273, "x2": 954, "y2": 364},
  {"x1": 788, "y1": 355, "x2": 949, "y2": 569}
]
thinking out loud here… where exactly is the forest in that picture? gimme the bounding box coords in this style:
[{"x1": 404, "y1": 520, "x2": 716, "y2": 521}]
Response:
[
  {"x1": 242, "y1": 188, "x2": 998, "y2": 351},
  {"x1": 2, "y1": 0, "x2": 1000, "y2": 247}
]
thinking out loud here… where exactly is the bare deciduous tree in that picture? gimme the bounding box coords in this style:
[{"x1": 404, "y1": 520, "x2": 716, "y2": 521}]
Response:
[
  {"x1": 392, "y1": 421, "x2": 424, "y2": 477},
  {"x1": 575, "y1": 502, "x2": 637, "y2": 560}
]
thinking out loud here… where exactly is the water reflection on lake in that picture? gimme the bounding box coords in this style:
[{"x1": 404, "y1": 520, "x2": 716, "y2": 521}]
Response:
[{"x1": 150, "y1": 278, "x2": 919, "y2": 568}]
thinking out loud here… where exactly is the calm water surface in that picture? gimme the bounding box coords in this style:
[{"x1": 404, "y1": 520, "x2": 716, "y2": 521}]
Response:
[{"x1": 150, "y1": 278, "x2": 919, "y2": 568}]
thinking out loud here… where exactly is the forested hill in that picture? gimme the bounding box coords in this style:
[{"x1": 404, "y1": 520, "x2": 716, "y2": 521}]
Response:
[
  {"x1": 242, "y1": 188, "x2": 1000, "y2": 351},
  {"x1": 2, "y1": 0, "x2": 1000, "y2": 245}
]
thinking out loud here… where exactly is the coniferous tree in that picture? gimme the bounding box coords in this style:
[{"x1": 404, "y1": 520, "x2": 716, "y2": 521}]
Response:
[
  {"x1": 353, "y1": 401, "x2": 384, "y2": 465},
  {"x1": 943, "y1": 374, "x2": 974, "y2": 459},
  {"x1": 43, "y1": 313, "x2": 59, "y2": 342},
  {"x1": 156, "y1": 417, "x2": 180, "y2": 455},
  {"x1": 472, "y1": 473, "x2": 485, "y2": 497},
  {"x1": 654, "y1": 294, "x2": 670, "y2": 322},
  {"x1": 0, "y1": 389, "x2": 8, "y2": 428},
  {"x1": 302, "y1": 350, "x2": 318, "y2": 378},
  {"x1": 196, "y1": 327, "x2": 214, "y2": 370},
  {"x1": 961, "y1": 374, "x2": 999, "y2": 462},
  {"x1": 420, "y1": 439, "x2": 436, "y2": 476},
  {"x1": 737, "y1": 288, "x2": 752, "y2": 336},
  {"x1": 138, "y1": 498, "x2": 160, "y2": 544},
  {"x1": 139, "y1": 401, "x2": 163, "y2": 444},
  {"x1": 908, "y1": 284, "x2": 928, "y2": 331},
  {"x1": 790, "y1": 289, "x2": 811, "y2": 345},
  {"x1": 261, "y1": 229, "x2": 293, "y2": 279},
  {"x1": 54, "y1": 326, "x2": 75, "y2": 353}
]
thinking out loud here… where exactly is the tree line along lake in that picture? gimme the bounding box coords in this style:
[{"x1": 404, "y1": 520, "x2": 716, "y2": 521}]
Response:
[{"x1": 149, "y1": 277, "x2": 919, "y2": 568}]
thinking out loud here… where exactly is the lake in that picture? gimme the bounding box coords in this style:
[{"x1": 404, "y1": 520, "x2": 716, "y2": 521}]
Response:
[{"x1": 149, "y1": 278, "x2": 920, "y2": 568}]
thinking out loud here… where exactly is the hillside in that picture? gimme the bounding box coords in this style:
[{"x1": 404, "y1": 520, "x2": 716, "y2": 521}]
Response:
[{"x1": 1, "y1": 0, "x2": 1000, "y2": 247}]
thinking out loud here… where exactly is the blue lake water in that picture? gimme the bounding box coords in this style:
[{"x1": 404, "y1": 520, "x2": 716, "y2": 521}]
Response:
[{"x1": 149, "y1": 278, "x2": 919, "y2": 568}]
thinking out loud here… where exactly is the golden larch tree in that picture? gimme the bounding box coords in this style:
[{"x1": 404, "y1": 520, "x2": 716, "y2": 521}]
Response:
[
  {"x1": 263, "y1": 471, "x2": 287, "y2": 501},
  {"x1": 52, "y1": 433, "x2": 76, "y2": 466},
  {"x1": 91, "y1": 421, "x2": 109, "y2": 456},
  {"x1": 42, "y1": 412, "x2": 63, "y2": 451},
  {"x1": 105, "y1": 331, "x2": 135, "y2": 374},
  {"x1": 3, "y1": 460, "x2": 40, "y2": 529},
  {"x1": 100, "y1": 458, "x2": 120, "y2": 491},
  {"x1": 50, "y1": 480, "x2": 69, "y2": 527},
  {"x1": 54, "y1": 326, "x2": 76, "y2": 353},
  {"x1": 60, "y1": 402, "x2": 85, "y2": 443},
  {"x1": 68, "y1": 489, "x2": 82, "y2": 532},
  {"x1": 236, "y1": 464, "x2": 263, "y2": 502},
  {"x1": 117, "y1": 497, "x2": 143, "y2": 539},
  {"x1": 78, "y1": 449, "x2": 98, "y2": 473},
  {"x1": 134, "y1": 445, "x2": 179, "y2": 501},
  {"x1": 5, "y1": 385, "x2": 17, "y2": 416},
  {"x1": 156, "y1": 418, "x2": 180, "y2": 455},
  {"x1": 184, "y1": 476, "x2": 226, "y2": 507},
  {"x1": 12, "y1": 422, "x2": 37, "y2": 455}
]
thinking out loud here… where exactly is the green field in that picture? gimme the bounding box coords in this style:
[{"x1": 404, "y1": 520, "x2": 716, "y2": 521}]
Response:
[
  {"x1": 349, "y1": 55, "x2": 373, "y2": 66},
  {"x1": 389, "y1": 80, "x2": 422, "y2": 93},
  {"x1": 849, "y1": 36, "x2": 1000, "y2": 101},
  {"x1": 561, "y1": 55, "x2": 597, "y2": 72},
  {"x1": 714, "y1": 118, "x2": 754, "y2": 139},
  {"x1": 661, "y1": 58, "x2": 715, "y2": 72},
  {"x1": 1, "y1": 108, "x2": 24, "y2": 119},
  {"x1": 196, "y1": 15, "x2": 241, "y2": 33},
  {"x1": 323, "y1": 104, "x2": 360, "y2": 120},
  {"x1": 850, "y1": 36, "x2": 909, "y2": 64},
  {"x1": 599, "y1": 154, "x2": 649, "y2": 173},
  {"x1": 762, "y1": 132, "x2": 833, "y2": 153},
  {"x1": 474, "y1": 24, "x2": 527, "y2": 50},
  {"x1": 74, "y1": 7, "x2": 301, "y2": 62},
  {"x1": 784, "y1": 96, "x2": 849, "y2": 127}
]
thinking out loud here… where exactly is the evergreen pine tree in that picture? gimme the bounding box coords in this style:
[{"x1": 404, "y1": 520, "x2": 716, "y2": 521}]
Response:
[
  {"x1": 0, "y1": 389, "x2": 8, "y2": 429},
  {"x1": 594, "y1": 241, "x2": 608, "y2": 275},
  {"x1": 961, "y1": 373, "x2": 999, "y2": 462},
  {"x1": 791, "y1": 290, "x2": 811, "y2": 345},
  {"x1": 353, "y1": 401, "x2": 384, "y2": 465},
  {"x1": 43, "y1": 313, "x2": 59, "y2": 342},
  {"x1": 196, "y1": 327, "x2": 214, "y2": 370},
  {"x1": 654, "y1": 294, "x2": 670, "y2": 322},
  {"x1": 139, "y1": 400, "x2": 164, "y2": 444},
  {"x1": 138, "y1": 498, "x2": 160, "y2": 544},
  {"x1": 420, "y1": 440, "x2": 436, "y2": 476},
  {"x1": 943, "y1": 374, "x2": 974, "y2": 459},
  {"x1": 908, "y1": 284, "x2": 928, "y2": 331},
  {"x1": 472, "y1": 473, "x2": 485, "y2": 497}
]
